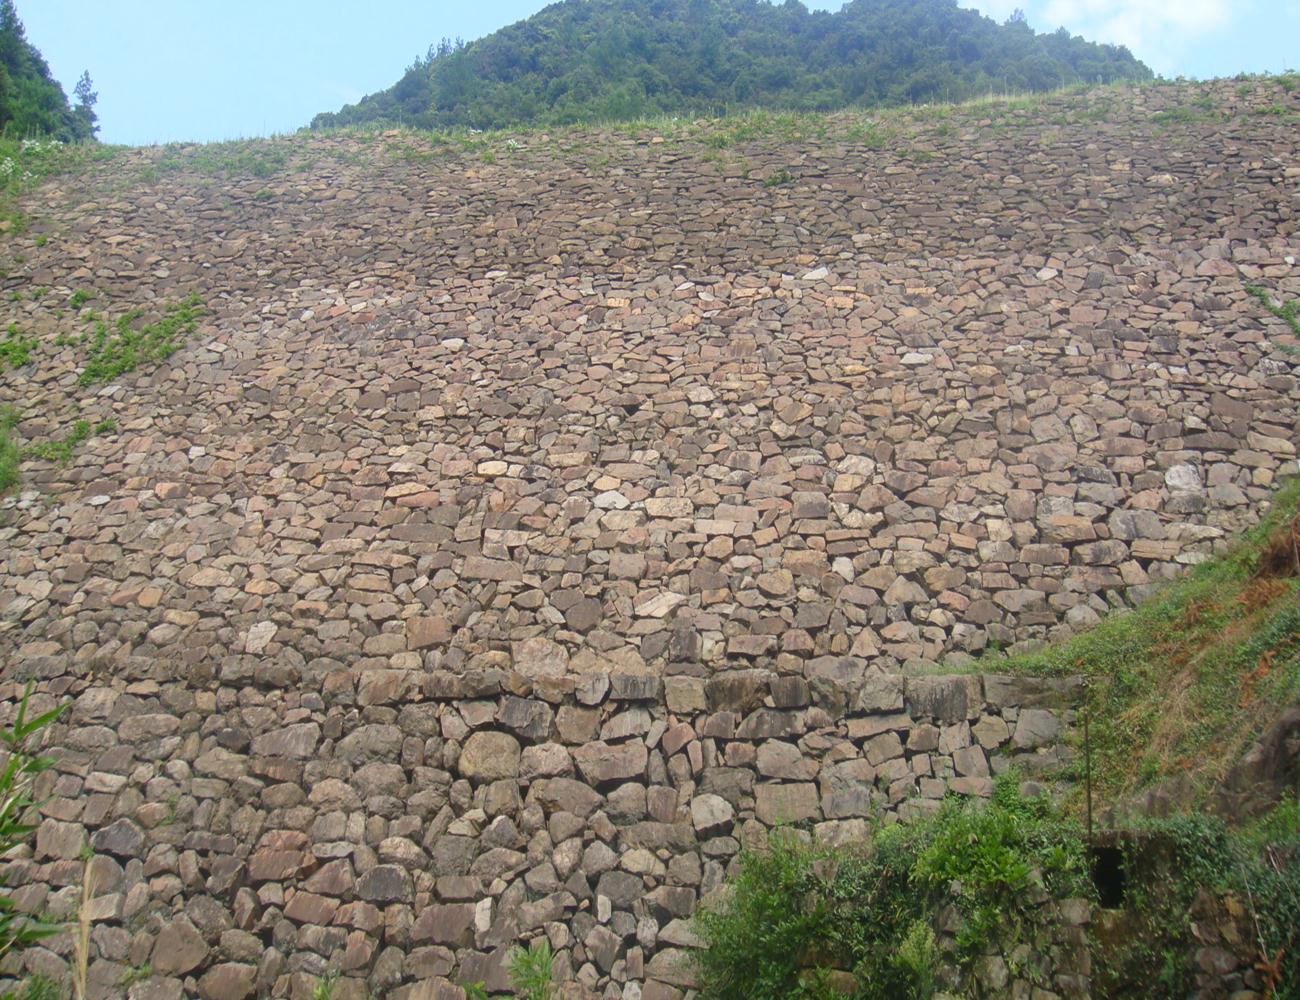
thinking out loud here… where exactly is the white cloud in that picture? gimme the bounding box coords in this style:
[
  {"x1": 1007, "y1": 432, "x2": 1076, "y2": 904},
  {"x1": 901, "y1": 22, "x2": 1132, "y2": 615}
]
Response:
[
  {"x1": 962, "y1": 0, "x2": 1233, "y2": 75},
  {"x1": 1042, "y1": 0, "x2": 1230, "y2": 73}
]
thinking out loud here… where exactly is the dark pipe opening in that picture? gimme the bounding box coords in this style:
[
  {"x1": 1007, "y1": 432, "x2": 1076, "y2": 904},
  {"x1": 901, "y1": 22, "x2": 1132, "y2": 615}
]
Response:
[{"x1": 1089, "y1": 845, "x2": 1127, "y2": 909}]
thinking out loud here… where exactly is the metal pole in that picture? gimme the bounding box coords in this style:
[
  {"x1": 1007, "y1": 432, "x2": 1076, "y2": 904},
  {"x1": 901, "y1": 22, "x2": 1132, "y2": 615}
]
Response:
[{"x1": 1084, "y1": 695, "x2": 1093, "y2": 842}]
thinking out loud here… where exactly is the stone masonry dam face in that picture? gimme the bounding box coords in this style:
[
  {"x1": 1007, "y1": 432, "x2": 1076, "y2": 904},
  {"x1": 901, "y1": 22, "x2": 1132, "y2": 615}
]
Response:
[{"x1": 0, "y1": 81, "x2": 1298, "y2": 998}]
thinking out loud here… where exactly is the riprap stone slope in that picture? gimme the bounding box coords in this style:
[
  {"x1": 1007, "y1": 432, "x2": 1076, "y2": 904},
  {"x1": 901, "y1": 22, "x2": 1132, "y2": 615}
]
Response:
[{"x1": 0, "y1": 79, "x2": 1296, "y2": 998}]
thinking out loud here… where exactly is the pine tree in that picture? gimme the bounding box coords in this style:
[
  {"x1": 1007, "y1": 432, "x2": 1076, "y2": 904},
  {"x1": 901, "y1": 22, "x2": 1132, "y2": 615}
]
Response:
[{"x1": 73, "y1": 69, "x2": 97, "y2": 140}]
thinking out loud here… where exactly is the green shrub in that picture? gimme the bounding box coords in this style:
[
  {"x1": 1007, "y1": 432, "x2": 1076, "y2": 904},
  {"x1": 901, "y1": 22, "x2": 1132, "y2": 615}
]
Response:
[
  {"x1": 694, "y1": 780, "x2": 1089, "y2": 1000},
  {"x1": 911, "y1": 778, "x2": 1088, "y2": 957},
  {"x1": 892, "y1": 922, "x2": 938, "y2": 999},
  {"x1": 693, "y1": 831, "x2": 837, "y2": 1000},
  {"x1": 1094, "y1": 808, "x2": 1300, "y2": 998}
]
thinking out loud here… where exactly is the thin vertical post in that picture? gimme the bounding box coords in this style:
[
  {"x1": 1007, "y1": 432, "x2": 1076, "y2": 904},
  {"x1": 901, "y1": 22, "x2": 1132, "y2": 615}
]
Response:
[{"x1": 1084, "y1": 695, "x2": 1093, "y2": 842}]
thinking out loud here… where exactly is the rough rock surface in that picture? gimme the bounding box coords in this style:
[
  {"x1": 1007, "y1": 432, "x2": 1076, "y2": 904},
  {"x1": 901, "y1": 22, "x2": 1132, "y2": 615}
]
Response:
[{"x1": 0, "y1": 79, "x2": 1298, "y2": 998}]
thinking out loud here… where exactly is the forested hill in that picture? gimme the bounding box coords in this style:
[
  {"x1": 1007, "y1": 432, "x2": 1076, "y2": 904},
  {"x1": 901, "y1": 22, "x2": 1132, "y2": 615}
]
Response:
[
  {"x1": 312, "y1": 0, "x2": 1152, "y2": 131},
  {"x1": 0, "y1": 0, "x2": 96, "y2": 141}
]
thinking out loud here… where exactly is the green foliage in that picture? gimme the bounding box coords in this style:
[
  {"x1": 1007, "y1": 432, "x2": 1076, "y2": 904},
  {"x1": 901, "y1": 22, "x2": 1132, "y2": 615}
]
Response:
[
  {"x1": 1151, "y1": 95, "x2": 1222, "y2": 127},
  {"x1": 0, "y1": 136, "x2": 116, "y2": 236},
  {"x1": 8, "y1": 975, "x2": 63, "y2": 1000},
  {"x1": 912, "y1": 779, "x2": 1087, "y2": 957},
  {"x1": 71, "y1": 71, "x2": 96, "y2": 141},
  {"x1": 695, "y1": 781, "x2": 1089, "y2": 1000},
  {"x1": 0, "y1": 405, "x2": 18, "y2": 493},
  {"x1": 157, "y1": 140, "x2": 289, "y2": 179},
  {"x1": 22, "y1": 416, "x2": 114, "y2": 466},
  {"x1": 312, "y1": 0, "x2": 1151, "y2": 132},
  {"x1": 892, "y1": 922, "x2": 938, "y2": 1000},
  {"x1": 0, "y1": 322, "x2": 33, "y2": 368},
  {"x1": 693, "y1": 832, "x2": 835, "y2": 1000},
  {"x1": 0, "y1": 685, "x2": 69, "y2": 969},
  {"x1": 998, "y1": 477, "x2": 1300, "y2": 802},
  {"x1": 0, "y1": 1, "x2": 93, "y2": 143},
  {"x1": 506, "y1": 938, "x2": 556, "y2": 1000},
  {"x1": 78, "y1": 295, "x2": 203, "y2": 385},
  {"x1": 1094, "y1": 808, "x2": 1300, "y2": 997},
  {"x1": 763, "y1": 168, "x2": 795, "y2": 188},
  {"x1": 117, "y1": 963, "x2": 151, "y2": 987},
  {"x1": 66, "y1": 289, "x2": 92, "y2": 310},
  {"x1": 1246, "y1": 283, "x2": 1300, "y2": 349},
  {"x1": 309, "y1": 971, "x2": 338, "y2": 1000},
  {"x1": 460, "y1": 982, "x2": 490, "y2": 1000}
]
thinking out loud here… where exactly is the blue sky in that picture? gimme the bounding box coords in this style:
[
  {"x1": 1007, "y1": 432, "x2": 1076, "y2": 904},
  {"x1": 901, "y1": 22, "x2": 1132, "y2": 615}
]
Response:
[{"x1": 21, "y1": 0, "x2": 1300, "y2": 146}]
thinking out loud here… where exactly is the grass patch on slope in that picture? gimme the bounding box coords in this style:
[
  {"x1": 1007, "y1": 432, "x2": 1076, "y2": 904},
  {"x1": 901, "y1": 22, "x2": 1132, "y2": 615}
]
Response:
[
  {"x1": 999, "y1": 477, "x2": 1300, "y2": 807},
  {"x1": 0, "y1": 138, "x2": 118, "y2": 236},
  {"x1": 1246, "y1": 283, "x2": 1300, "y2": 352},
  {"x1": 78, "y1": 295, "x2": 204, "y2": 385},
  {"x1": 156, "y1": 139, "x2": 292, "y2": 179}
]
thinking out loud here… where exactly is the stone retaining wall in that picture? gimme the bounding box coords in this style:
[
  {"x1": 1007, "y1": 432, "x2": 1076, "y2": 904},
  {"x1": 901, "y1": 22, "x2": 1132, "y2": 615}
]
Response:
[
  {"x1": 4, "y1": 668, "x2": 1077, "y2": 999},
  {"x1": 1, "y1": 78, "x2": 1298, "y2": 1000}
]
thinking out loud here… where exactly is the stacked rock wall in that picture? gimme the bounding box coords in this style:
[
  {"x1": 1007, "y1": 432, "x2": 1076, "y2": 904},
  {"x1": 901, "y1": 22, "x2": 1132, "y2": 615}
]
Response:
[
  {"x1": 0, "y1": 78, "x2": 1297, "y2": 998},
  {"x1": 6, "y1": 668, "x2": 1077, "y2": 999}
]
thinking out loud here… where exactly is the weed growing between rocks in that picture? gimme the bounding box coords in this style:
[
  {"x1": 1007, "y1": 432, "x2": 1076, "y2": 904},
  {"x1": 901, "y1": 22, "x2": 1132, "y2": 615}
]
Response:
[
  {"x1": 0, "y1": 138, "x2": 117, "y2": 237},
  {"x1": 309, "y1": 970, "x2": 339, "y2": 1000},
  {"x1": 21, "y1": 417, "x2": 115, "y2": 466},
  {"x1": 0, "y1": 324, "x2": 35, "y2": 369},
  {"x1": 156, "y1": 139, "x2": 292, "y2": 180},
  {"x1": 78, "y1": 294, "x2": 203, "y2": 385},
  {"x1": 693, "y1": 778, "x2": 1091, "y2": 1000},
  {"x1": 506, "y1": 938, "x2": 557, "y2": 1000},
  {"x1": 1246, "y1": 283, "x2": 1300, "y2": 350}
]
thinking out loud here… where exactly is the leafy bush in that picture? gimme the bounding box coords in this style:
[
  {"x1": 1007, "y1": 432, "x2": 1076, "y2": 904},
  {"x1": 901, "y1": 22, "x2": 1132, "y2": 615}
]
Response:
[
  {"x1": 694, "y1": 779, "x2": 1090, "y2": 1000},
  {"x1": 1094, "y1": 808, "x2": 1300, "y2": 998},
  {"x1": 693, "y1": 831, "x2": 837, "y2": 1000},
  {"x1": 696, "y1": 781, "x2": 1300, "y2": 1000}
]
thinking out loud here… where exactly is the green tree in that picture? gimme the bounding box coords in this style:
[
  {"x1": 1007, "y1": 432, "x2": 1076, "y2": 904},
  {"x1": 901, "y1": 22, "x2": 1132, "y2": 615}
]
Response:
[
  {"x1": 0, "y1": 0, "x2": 82, "y2": 139},
  {"x1": 72, "y1": 70, "x2": 96, "y2": 140},
  {"x1": 311, "y1": 0, "x2": 1153, "y2": 132}
]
